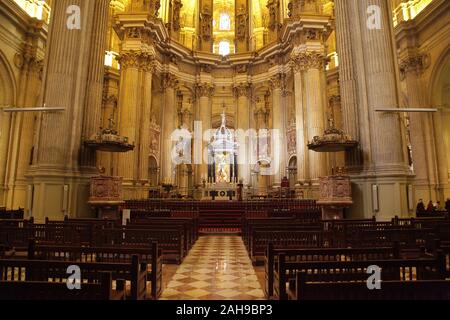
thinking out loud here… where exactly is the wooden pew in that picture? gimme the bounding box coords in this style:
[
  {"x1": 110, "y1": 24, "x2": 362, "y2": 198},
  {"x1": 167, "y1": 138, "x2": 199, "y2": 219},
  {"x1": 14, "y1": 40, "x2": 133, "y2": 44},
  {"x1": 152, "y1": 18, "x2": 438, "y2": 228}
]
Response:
[
  {"x1": 96, "y1": 227, "x2": 185, "y2": 264},
  {"x1": 264, "y1": 243, "x2": 401, "y2": 298},
  {"x1": 28, "y1": 240, "x2": 162, "y2": 299},
  {"x1": 289, "y1": 273, "x2": 450, "y2": 300},
  {"x1": 0, "y1": 271, "x2": 126, "y2": 300},
  {"x1": 0, "y1": 254, "x2": 147, "y2": 300},
  {"x1": 275, "y1": 253, "x2": 446, "y2": 300},
  {"x1": 250, "y1": 230, "x2": 325, "y2": 265}
]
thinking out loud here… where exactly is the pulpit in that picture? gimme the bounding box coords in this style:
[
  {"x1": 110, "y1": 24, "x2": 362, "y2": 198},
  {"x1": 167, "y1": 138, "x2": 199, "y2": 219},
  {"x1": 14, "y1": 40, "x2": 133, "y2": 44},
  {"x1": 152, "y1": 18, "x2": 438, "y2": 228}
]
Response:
[
  {"x1": 88, "y1": 176, "x2": 124, "y2": 219},
  {"x1": 317, "y1": 175, "x2": 353, "y2": 220}
]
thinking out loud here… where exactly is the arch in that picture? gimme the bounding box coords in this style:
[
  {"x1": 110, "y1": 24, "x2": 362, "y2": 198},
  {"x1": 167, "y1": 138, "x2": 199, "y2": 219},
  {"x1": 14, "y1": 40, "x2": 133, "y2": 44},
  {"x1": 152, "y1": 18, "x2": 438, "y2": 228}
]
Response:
[
  {"x1": 429, "y1": 47, "x2": 450, "y2": 184},
  {"x1": 0, "y1": 49, "x2": 17, "y2": 206}
]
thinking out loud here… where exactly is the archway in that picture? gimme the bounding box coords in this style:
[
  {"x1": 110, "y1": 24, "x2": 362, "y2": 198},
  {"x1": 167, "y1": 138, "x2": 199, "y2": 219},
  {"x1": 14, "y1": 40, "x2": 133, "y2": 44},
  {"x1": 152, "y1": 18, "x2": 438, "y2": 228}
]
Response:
[
  {"x1": 0, "y1": 51, "x2": 16, "y2": 206},
  {"x1": 430, "y1": 48, "x2": 450, "y2": 199}
]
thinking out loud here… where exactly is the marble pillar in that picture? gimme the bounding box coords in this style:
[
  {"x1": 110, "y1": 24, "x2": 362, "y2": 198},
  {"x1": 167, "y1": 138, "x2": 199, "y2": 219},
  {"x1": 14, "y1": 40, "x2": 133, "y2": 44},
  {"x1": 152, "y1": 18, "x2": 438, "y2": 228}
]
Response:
[
  {"x1": 269, "y1": 74, "x2": 287, "y2": 185},
  {"x1": 29, "y1": 0, "x2": 106, "y2": 220},
  {"x1": 116, "y1": 52, "x2": 143, "y2": 185},
  {"x1": 80, "y1": 0, "x2": 110, "y2": 170},
  {"x1": 234, "y1": 83, "x2": 251, "y2": 185},
  {"x1": 138, "y1": 61, "x2": 156, "y2": 184},
  {"x1": 161, "y1": 73, "x2": 179, "y2": 185},
  {"x1": 291, "y1": 57, "x2": 307, "y2": 183},
  {"x1": 195, "y1": 83, "x2": 213, "y2": 185},
  {"x1": 334, "y1": 0, "x2": 362, "y2": 169},
  {"x1": 304, "y1": 52, "x2": 327, "y2": 181}
]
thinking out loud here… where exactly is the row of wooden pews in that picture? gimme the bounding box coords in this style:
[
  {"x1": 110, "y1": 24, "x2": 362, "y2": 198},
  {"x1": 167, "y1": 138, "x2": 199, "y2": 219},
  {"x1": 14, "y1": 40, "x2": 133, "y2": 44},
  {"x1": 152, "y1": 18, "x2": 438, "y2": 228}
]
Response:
[
  {"x1": 0, "y1": 208, "x2": 200, "y2": 300},
  {"x1": 259, "y1": 214, "x2": 450, "y2": 300}
]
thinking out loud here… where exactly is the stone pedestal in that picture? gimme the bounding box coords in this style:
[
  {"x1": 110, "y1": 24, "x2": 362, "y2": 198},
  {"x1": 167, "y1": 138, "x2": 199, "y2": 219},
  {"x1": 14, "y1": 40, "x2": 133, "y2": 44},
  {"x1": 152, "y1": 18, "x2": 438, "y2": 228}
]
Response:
[
  {"x1": 317, "y1": 175, "x2": 353, "y2": 220},
  {"x1": 88, "y1": 176, "x2": 124, "y2": 220}
]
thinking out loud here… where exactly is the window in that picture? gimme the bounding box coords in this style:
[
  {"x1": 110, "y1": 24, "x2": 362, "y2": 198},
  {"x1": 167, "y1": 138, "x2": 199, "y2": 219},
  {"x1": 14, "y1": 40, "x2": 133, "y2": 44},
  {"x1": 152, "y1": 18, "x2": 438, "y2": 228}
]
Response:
[
  {"x1": 218, "y1": 41, "x2": 230, "y2": 56},
  {"x1": 219, "y1": 13, "x2": 231, "y2": 31}
]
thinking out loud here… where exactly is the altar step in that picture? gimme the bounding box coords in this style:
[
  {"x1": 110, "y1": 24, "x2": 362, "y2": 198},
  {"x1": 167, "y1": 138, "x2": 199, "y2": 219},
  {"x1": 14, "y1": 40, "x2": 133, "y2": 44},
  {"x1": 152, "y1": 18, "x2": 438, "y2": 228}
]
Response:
[{"x1": 198, "y1": 209, "x2": 244, "y2": 235}]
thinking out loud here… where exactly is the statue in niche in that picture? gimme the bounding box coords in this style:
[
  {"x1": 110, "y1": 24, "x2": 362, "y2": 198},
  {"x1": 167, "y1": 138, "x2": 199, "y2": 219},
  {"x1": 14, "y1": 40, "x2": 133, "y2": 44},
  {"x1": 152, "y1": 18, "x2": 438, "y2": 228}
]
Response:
[
  {"x1": 172, "y1": 0, "x2": 183, "y2": 31},
  {"x1": 200, "y1": 5, "x2": 212, "y2": 40},
  {"x1": 267, "y1": 0, "x2": 278, "y2": 31},
  {"x1": 236, "y1": 5, "x2": 248, "y2": 41}
]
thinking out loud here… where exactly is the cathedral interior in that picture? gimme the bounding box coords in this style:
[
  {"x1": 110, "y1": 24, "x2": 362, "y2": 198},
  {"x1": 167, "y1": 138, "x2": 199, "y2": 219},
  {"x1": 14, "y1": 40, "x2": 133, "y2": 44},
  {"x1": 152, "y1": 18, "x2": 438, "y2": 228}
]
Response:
[{"x1": 0, "y1": 0, "x2": 449, "y2": 302}]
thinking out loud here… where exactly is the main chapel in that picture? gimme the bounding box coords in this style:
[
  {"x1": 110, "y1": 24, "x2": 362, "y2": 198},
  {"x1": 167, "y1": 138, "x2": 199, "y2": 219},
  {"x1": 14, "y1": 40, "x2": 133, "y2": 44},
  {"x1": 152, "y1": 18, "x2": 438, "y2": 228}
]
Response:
[{"x1": 0, "y1": 0, "x2": 449, "y2": 302}]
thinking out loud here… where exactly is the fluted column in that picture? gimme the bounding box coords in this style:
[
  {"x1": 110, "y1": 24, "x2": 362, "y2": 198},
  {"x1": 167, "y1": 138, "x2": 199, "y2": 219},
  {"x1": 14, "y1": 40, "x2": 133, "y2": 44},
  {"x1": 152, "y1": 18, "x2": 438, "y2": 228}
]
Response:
[
  {"x1": 334, "y1": 0, "x2": 362, "y2": 168},
  {"x1": 116, "y1": 52, "x2": 144, "y2": 183},
  {"x1": 161, "y1": 73, "x2": 179, "y2": 185},
  {"x1": 80, "y1": 0, "x2": 110, "y2": 170},
  {"x1": 269, "y1": 74, "x2": 287, "y2": 185},
  {"x1": 359, "y1": 0, "x2": 407, "y2": 172},
  {"x1": 234, "y1": 83, "x2": 251, "y2": 184},
  {"x1": 6, "y1": 48, "x2": 42, "y2": 208},
  {"x1": 291, "y1": 56, "x2": 307, "y2": 183},
  {"x1": 195, "y1": 83, "x2": 213, "y2": 184},
  {"x1": 303, "y1": 52, "x2": 327, "y2": 181},
  {"x1": 29, "y1": 0, "x2": 105, "y2": 220},
  {"x1": 138, "y1": 61, "x2": 156, "y2": 183},
  {"x1": 255, "y1": 107, "x2": 269, "y2": 195}
]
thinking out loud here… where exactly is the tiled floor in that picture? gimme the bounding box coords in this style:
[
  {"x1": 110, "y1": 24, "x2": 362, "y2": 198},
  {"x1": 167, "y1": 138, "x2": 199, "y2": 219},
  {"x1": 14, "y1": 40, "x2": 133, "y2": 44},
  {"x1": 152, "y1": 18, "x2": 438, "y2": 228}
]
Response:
[{"x1": 161, "y1": 236, "x2": 266, "y2": 300}]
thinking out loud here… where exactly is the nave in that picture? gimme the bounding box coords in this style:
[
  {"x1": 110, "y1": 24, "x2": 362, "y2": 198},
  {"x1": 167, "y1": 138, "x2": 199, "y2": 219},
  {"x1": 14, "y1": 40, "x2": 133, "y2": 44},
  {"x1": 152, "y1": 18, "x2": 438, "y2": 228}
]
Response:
[{"x1": 161, "y1": 236, "x2": 265, "y2": 300}]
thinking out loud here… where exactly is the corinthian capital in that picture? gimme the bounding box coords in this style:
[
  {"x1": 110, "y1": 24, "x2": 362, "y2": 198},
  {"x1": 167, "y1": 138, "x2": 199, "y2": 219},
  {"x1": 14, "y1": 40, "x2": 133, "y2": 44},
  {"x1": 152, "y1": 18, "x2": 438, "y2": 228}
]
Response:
[
  {"x1": 233, "y1": 83, "x2": 251, "y2": 98},
  {"x1": 117, "y1": 51, "x2": 155, "y2": 70},
  {"x1": 399, "y1": 53, "x2": 430, "y2": 79},
  {"x1": 291, "y1": 51, "x2": 325, "y2": 71},
  {"x1": 162, "y1": 73, "x2": 179, "y2": 89},
  {"x1": 269, "y1": 73, "x2": 286, "y2": 90},
  {"x1": 196, "y1": 83, "x2": 214, "y2": 98}
]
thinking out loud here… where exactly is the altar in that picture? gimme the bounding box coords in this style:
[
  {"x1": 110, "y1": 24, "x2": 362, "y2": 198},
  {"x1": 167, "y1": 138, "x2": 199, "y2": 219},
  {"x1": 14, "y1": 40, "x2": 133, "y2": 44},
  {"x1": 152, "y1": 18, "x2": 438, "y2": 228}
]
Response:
[{"x1": 201, "y1": 110, "x2": 239, "y2": 200}]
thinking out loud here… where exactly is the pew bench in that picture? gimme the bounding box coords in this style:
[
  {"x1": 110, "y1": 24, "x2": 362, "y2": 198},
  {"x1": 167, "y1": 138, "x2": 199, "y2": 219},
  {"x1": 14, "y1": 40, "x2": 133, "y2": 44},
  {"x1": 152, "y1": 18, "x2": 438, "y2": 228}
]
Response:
[
  {"x1": 0, "y1": 272, "x2": 126, "y2": 300},
  {"x1": 0, "y1": 254, "x2": 147, "y2": 300},
  {"x1": 288, "y1": 273, "x2": 450, "y2": 300}
]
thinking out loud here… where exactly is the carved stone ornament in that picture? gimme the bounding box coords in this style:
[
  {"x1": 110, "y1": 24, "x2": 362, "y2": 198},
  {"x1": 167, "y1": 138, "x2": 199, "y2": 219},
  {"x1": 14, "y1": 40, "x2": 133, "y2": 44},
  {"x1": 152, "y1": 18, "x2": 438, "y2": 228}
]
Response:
[
  {"x1": 236, "y1": 5, "x2": 248, "y2": 41},
  {"x1": 172, "y1": 0, "x2": 183, "y2": 31}
]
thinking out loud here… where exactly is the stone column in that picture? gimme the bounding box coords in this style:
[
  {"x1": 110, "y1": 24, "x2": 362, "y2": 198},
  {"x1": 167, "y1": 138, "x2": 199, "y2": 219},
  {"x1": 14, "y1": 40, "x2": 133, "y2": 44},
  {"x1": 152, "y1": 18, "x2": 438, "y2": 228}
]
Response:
[
  {"x1": 334, "y1": 0, "x2": 410, "y2": 218},
  {"x1": 80, "y1": 0, "x2": 110, "y2": 170},
  {"x1": 29, "y1": 0, "x2": 106, "y2": 220},
  {"x1": 160, "y1": 73, "x2": 179, "y2": 185},
  {"x1": 195, "y1": 83, "x2": 213, "y2": 185},
  {"x1": 234, "y1": 83, "x2": 251, "y2": 184},
  {"x1": 269, "y1": 74, "x2": 287, "y2": 185},
  {"x1": 303, "y1": 52, "x2": 327, "y2": 181},
  {"x1": 116, "y1": 52, "x2": 143, "y2": 185},
  {"x1": 138, "y1": 60, "x2": 156, "y2": 184},
  {"x1": 5, "y1": 45, "x2": 42, "y2": 209},
  {"x1": 255, "y1": 106, "x2": 269, "y2": 195},
  {"x1": 334, "y1": 0, "x2": 362, "y2": 168},
  {"x1": 291, "y1": 56, "x2": 307, "y2": 183}
]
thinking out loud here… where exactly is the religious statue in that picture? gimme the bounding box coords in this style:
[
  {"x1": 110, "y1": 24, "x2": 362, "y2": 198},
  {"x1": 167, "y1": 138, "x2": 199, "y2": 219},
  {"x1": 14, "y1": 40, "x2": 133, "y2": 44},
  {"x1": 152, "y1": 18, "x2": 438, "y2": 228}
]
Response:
[
  {"x1": 200, "y1": 5, "x2": 212, "y2": 41},
  {"x1": 172, "y1": 0, "x2": 183, "y2": 31},
  {"x1": 236, "y1": 5, "x2": 247, "y2": 41},
  {"x1": 267, "y1": 0, "x2": 278, "y2": 31}
]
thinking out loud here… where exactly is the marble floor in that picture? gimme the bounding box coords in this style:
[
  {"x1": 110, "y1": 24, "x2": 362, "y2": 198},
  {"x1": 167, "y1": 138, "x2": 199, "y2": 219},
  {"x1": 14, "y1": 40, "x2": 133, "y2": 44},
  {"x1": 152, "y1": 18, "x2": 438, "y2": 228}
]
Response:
[{"x1": 161, "y1": 236, "x2": 266, "y2": 300}]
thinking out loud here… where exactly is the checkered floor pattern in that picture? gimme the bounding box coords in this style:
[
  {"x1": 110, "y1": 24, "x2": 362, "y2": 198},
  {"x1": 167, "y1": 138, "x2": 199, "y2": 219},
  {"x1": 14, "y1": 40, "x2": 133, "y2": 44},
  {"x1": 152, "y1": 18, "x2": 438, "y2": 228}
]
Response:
[{"x1": 161, "y1": 236, "x2": 265, "y2": 300}]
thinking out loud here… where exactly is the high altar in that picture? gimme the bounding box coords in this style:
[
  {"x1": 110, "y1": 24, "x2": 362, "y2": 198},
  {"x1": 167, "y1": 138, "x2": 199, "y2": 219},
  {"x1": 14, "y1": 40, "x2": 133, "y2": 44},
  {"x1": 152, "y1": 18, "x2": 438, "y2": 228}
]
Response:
[{"x1": 201, "y1": 111, "x2": 239, "y2": 200}]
